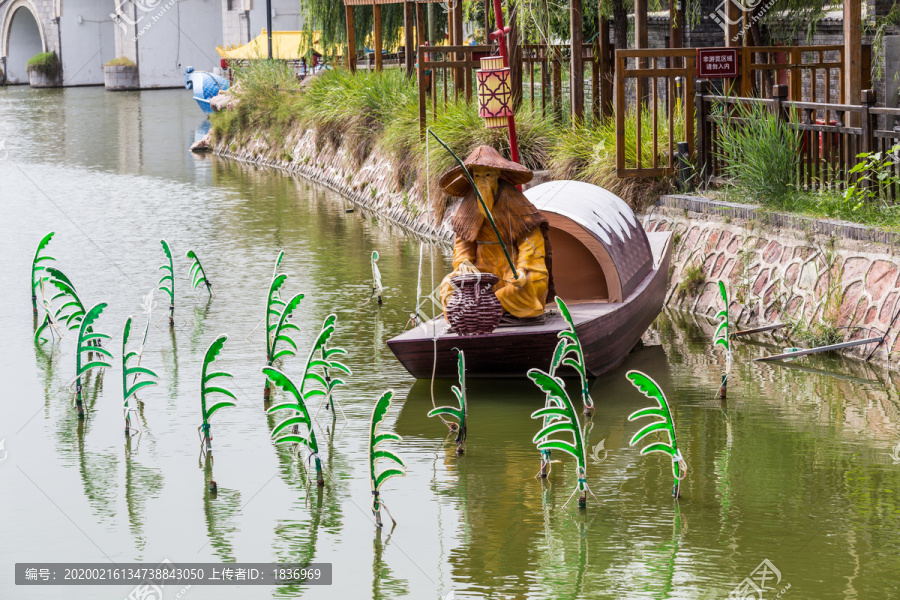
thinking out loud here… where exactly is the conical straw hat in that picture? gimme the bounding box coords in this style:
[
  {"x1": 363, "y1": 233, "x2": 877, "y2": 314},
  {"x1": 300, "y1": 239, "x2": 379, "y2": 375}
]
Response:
[{"x1": 438, "y1": 145, "x2": 533, "y2": 197}]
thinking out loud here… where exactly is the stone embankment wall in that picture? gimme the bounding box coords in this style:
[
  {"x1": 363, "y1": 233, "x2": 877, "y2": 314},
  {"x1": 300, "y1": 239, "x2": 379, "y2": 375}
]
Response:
[
  {"x1": 647, "y1": 195, "x2": 900, "y2": 364},
  {"x1": 212, "y1": 127, "x2": 453, "y2": 241}
]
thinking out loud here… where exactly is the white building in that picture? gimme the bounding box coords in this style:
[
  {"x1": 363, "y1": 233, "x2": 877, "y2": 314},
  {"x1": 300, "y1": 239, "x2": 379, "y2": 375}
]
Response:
[{"x1": 0, "y1": 0, "x2": 301, "y2": 88}]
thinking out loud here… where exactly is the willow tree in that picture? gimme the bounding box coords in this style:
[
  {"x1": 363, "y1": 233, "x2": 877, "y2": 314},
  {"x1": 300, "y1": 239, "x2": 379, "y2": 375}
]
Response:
[{"x1": 298, "y1": 0, "x2": 411, "y2": 59}]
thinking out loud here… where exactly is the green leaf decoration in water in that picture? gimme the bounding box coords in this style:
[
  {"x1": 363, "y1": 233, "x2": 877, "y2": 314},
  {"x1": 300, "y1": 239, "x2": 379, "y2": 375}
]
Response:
[
  {"x1": 626, "y1": 370, "x2": 686, "y2": 498},
  {"x1": 262, "y1": 252, "x2": 301, "y2": 399},
  {"x1": 371, "y1": 250, "x2": 383, "y2": 304},
  {"x1": 368, "y1": 390, "x2": 405, "y2": 527},
  {"x1": 528, "y1": 368, "x2": 595, "y2": 508},
  {"x1": 262, "y1": 366, "x2": 325, "y2": 486},
  {"x1": 714, "y1": 281, "x2": 732, "y2": 397},
  {"x1": 45, "y1": 267, "x2": 87, "y2": 330},
  {"x1": 200, "y1": 335, "x2": 236, "y2": 452},
  {"x1": 714, "y1": 282, "x2": 730, "y2": 349},
  {"x1": 158, "y1": 240, "x2": 175, "y2": 323},
  {"x1": 536, "y1": 339, "x2": 568, "y2": 477},
  {"x1": 427, "y1": 348, "x2": 467, "y2": 453},
  {"x1": 31, "y1": 231, "x2": 55, "y2": 313},
  {"x1": 74, "y1": 303, "x2": 113, "y2": 418},
  {"x1": 264, "y1": 260, "x2": 304, "y2": 361},
  {"x1": 186, "y1": 250, "x2": 212, "y2": 297},
  {"x1": 35, "y1": 265, "x2": 87, "y2": 343},
  {"x1": 121, "y1": 316, "x2": 158, "y2": 435},
  {"x1": 554, "y1": 297, "x2": 594, "y2": 415},
  {"x1": 310, "y1": 314, "x2": 351, "y2": 418}
]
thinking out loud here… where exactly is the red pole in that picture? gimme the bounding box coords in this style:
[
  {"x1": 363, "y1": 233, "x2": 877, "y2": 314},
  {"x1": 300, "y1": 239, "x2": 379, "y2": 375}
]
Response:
[{"x1": 490, "y1": 0, "x2": 520, "y2": 164}]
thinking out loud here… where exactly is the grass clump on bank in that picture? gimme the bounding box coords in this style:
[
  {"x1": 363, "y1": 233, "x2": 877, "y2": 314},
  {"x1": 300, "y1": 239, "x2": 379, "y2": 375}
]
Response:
[
  {"x1": 27, "y1": 52, "x2": 59, "y2": 79},
  {"x1": 211, "y1": 60, "x2": 303, "y2": 142},
  {"x1": 715, "y1": 101, "x2": 799, "y2": 206},
  {"x1": 105, "y1": 57, "x2": 136, "y2": 67}
]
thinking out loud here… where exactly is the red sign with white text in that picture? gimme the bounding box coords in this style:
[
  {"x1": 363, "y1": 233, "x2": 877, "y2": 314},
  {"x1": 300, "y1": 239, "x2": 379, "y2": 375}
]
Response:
[{"x1": 697, "y1": 48, "x2": 739, "y2": 78}]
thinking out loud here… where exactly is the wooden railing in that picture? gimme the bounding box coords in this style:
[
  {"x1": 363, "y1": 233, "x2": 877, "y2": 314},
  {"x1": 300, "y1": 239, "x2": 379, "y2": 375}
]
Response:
[
  {"x1": 615, "y1": 49, "x2": 696, "y2": 178},
  {"x1": 416, "y1": 42, "x2": 610, "y2": 134},
  {"x1": 735, "y1": 45, "x2": 847, "y2": 101},
  {"x1": 520, "y1": 43, "x2": 613, "y2": 121},
  {"x1": 696, "y1": 82, "x2": 900, "y2": 196},
  {"x1": 614, "y1": 45, "x2": 848, "y2": 179}
]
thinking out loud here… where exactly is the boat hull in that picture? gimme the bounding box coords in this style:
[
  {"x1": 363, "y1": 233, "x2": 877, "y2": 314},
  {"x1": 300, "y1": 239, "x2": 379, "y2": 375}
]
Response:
[{"x1": 387, "y1": 232, "x2": 672, "y2": 379}]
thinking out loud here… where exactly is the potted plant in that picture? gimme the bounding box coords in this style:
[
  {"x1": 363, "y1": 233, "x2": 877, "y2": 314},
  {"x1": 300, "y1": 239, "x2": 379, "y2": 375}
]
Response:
[
  {"x1": 104, "y1": 57, "x2": 139, "y2": 91},
  {"x1": 26, "y1": 52, "x2": 60, "y2": 88}
]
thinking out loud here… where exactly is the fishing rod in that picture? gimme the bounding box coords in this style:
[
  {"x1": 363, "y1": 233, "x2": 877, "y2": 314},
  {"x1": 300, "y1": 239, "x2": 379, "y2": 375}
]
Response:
[{"x1": 426, "y1": 128, "x2": 518, "y2": 280}]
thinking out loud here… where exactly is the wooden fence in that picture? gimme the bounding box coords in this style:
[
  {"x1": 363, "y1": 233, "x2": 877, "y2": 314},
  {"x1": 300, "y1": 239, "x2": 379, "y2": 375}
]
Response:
[
  {"x1": 615, "y1": 49, "x2": 696, "y2": 178},
  {"x1": 696, "y1": 82, "x2": 900, "y2": 196},
  {"x1": 520, "y1": 43, "x2": 613, "y2": 121},
  {"x1": 615, "y1": 45, "x2": 847, "y2": 179},
  {"x1": 416, "y1": 42, "x2": 611, "y2": 135}
]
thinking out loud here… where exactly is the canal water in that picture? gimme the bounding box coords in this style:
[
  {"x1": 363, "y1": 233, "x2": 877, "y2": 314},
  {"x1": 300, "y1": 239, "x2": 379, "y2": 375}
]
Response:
[{"x1": 2, "y1": 86, "x2": 900, "y2": 600}]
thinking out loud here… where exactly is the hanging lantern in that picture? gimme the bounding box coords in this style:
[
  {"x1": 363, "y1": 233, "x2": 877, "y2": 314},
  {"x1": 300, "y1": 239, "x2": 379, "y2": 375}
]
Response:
[{"x1": 476, "y1": 56, "x2": 513, "y2": 129}]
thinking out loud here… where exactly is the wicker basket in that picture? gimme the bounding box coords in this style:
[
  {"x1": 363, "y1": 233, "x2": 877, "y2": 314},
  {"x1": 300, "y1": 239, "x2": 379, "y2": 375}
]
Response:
[{"x1": 446, "y1": 272, "x2": 503, "y2": 336}]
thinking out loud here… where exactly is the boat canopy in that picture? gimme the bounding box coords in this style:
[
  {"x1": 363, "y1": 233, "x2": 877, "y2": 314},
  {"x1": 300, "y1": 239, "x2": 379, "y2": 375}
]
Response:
[{"x1": 525, "y1": 180, "x2": 653, "y2": 304}]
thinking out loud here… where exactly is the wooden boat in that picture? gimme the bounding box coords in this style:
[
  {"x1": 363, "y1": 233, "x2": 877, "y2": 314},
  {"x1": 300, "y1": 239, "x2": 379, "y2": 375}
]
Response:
[{"x1": 387, "y1": 180, "x2": 673, "y2": 379}]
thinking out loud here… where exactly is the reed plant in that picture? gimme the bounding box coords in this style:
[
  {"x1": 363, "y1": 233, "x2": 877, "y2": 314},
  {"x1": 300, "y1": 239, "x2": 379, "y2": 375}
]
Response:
[
  {"x1": 264, "y1": 253, "x2": 304, "y2": 397},
  {"x1": 121, "y1": 316, "x2": 159, "y2": 435},
  {"x1": 186, "y1": 250, "x2": 212, "y2": 297},
  {"x1": 158, "y1": 240, "x2": 175, "y2": 325},
  {"x1": 713, "y1": 281, "x2": 732, "y2": 399},
  {"x1": 714, "y1": 100, "x2": 800, "y2": 206},
  {"x1": 528, "y1": 369, "x2": 595, "y2": 508},
  {"x1": 74, "y1": 303, "x2": 113, "y2": 418},
  {"x1": 199, "y1": 335, "x2": 236, "y2": 452}
]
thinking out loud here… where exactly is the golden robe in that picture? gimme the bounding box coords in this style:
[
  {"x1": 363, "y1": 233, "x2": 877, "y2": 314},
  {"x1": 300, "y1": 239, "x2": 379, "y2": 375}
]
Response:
[{"x1": 439, "y1": 181, "x2": 553, "y2": 319}]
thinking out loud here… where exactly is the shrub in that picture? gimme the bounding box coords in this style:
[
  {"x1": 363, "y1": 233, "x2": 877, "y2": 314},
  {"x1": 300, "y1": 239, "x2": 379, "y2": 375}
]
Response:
[
  {"x1": 27, "y1": 52, "x2": 59, "y2": 79},
  {"x1": 714, "y1": 101, "x2": 800, "y2": 206},
  {"x1": 844, "y1": 143, "x2": 900, "y2": 210},
  {"x1": 297, "y1": 68, "x2": 418, "y2": 165}
]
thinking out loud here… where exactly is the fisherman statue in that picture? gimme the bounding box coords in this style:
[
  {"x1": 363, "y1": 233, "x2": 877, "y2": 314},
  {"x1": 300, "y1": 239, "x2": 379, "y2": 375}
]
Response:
[{"x1": 438, "y1": 146, "x2": 553, "y2": 320}]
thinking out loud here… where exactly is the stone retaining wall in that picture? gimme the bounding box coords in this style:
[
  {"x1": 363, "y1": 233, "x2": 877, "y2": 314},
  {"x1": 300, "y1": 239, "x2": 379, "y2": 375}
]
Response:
[
  {"x1": 104, "y1": 65, "x2": 140, "y2": 91},
  {"x1": 646, "y1": 195, "x2": 900, "y2": 364}
]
